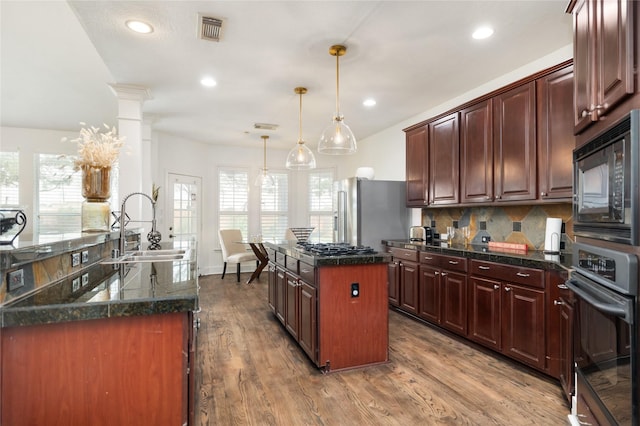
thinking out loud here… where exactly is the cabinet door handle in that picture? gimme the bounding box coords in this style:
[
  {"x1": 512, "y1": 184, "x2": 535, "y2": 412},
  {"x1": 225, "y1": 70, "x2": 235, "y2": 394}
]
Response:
[
  {"x1": 448, "y1": 260, "x2": 459, "y2": 265},
  {"x1": 581, "y1": 109, "x2": 589, "y2": 118},
  {"x1": 516, "y1": 272, "x2": 530, "y2": 278},
  {"x1": 504, "y1": 286, "x2": 512, "y2": 292},
  {"x1": 493, "y1": 284, "x2": 500, "y2": 290},
  {"x1": 540, "y1": 192, "x2": 547, "y2": 197},
  {"x1": 554, "y1": 300, "x2": 564, "y2": 306},
  {"x1": 478, "y1": 265, "x2": 490, "y2": 270},
  {"x1": 558, "y1": 284, "x2": 568, "y2": 290},
  {"x1": 423, "y1": 256, "x2": 433, "y2": 260},
  {"x1": 441, "y1": 272, "x2": 447, "y2": 277},
  {"x1": 435, "y1": 271, "x2": 440, "y2": 275}
]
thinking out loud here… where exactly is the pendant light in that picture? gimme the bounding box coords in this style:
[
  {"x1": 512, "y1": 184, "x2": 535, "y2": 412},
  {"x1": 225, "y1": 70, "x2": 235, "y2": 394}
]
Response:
[
  {"x1": 318, "y1": 44, "x2": 357, "y2": 155},
  {"x1": 286, "y1": 87, "x2": 316, "y2": 170},
  {"x1": 254, "y1": 135, "x2": 275, "y2": 187}
]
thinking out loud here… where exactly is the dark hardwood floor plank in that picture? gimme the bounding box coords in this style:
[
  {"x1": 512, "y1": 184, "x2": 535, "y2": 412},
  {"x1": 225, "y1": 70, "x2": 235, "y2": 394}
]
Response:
[{"x1": 196, "y1": 274, "x2": 569, "y2": 425}]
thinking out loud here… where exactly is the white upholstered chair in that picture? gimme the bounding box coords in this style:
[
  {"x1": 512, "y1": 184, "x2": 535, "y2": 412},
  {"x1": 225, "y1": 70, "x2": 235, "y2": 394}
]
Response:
[{"x1": 218, "y1": 229, "x2": 258, "y2": 282}]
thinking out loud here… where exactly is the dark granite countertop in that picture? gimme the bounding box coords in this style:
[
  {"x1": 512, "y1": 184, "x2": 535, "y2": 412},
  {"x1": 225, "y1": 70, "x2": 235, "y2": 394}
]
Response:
[
  {"x1": 0, "y1": 242, "x2": 198, "y2": 328},
  {"x1": 384, "y1": 239, "x2": 572, "y2": 272},
  {"x1": 265, "y1": 242, "x2": 391, "y2": 266}
]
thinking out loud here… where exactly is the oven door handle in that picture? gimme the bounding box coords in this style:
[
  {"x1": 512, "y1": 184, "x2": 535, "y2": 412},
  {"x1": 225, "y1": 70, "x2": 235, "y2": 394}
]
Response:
[{"x1": 566, "y1": 279, "x2": 629, "y2": 320}]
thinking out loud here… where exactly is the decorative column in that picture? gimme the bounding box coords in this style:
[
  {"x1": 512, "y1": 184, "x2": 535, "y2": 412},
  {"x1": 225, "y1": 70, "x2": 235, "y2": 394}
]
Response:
[{"x1": 108, "y1": 83, "x2": 152, "y2": 226}]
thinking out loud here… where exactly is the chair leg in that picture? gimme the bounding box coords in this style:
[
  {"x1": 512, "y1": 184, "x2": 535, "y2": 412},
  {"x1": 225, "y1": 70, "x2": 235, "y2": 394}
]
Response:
[
  {"x1": 236, "y1": 263, "x2": 241, "y2": 282},
  {"x1": 221, "y1": 262, "x2": 227, "y2": 279}
]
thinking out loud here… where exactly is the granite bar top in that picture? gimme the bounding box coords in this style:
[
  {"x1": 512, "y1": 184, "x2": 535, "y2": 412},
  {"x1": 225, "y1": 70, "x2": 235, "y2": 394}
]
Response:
[
  {"x1": 265, "y1": 242, "x2": 391, "y2": 266},
  {"x1": 0, "y1": 241, "x2": 198, "y2": 328},
  {"x1": 0, "y1": 229, "x2": 142, "y2": 270},
  {"x1": 384, "y1": 239, "x2": 572, "y2": 272}
]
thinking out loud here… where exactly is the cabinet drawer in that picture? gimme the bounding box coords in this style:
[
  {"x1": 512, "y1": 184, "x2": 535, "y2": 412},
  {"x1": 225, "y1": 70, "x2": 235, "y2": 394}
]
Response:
[
  {"x1": 285, "y1": 256, "x2": 299, "y2": 274},
  {"x1": 470, "y1": 260, "x2": 544, "y2": 288},
  {"x1": 390, "y1": 247, "x2": 418, "y2": 262},
  {"x1": 419, "y1": 252, "x2": 466, "y2": 272},
  {"x1": 299, "y1": 261, "x2": 315, "y2": 286},
  {"x1": 440, "y1": 255, "x2": 467, "y2": 273}
]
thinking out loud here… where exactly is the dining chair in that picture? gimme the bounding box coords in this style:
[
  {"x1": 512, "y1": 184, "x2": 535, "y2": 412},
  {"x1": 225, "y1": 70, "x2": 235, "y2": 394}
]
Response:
[{"x1": 218, "y1": 229, "x2": 258, "y2": 282}]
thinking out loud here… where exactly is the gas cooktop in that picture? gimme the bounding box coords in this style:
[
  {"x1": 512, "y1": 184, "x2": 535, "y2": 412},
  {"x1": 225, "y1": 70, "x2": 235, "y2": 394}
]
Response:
[{"x1": 298, "y1": 242, "x2": 377, "y2": 257}]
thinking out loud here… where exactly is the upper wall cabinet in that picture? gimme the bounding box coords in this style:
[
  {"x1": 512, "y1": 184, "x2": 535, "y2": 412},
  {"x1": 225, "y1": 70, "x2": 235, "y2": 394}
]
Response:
[
  {"x1": 429, "y1": 112, "x2": 460, "y2": 205},
  {"x1": 570, "y1": 0, "x2": 637, "y2": 135},
  {"x1": 460, "y1": 99, "x2": 493, "y2": 203},
  {"x1": 493, "y1": 82, "x2": 537, "y2": 202},
  {"x1": 537, "y1": 65, "x2": 575, "y2": 200},
  {"x1": 405, "y1": 61, "x2": 575, "y2": 208},
  {"x1": 405, "y1": 125, "x2": 428, "y2": 207}
]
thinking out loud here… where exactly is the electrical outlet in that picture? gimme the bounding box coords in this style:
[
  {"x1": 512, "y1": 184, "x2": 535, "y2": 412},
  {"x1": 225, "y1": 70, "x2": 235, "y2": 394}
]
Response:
[
  {"x1": 72, "y1": 277, "x2": 81, "y2": 292},
  {"x1": 71, "y1": 252, "x2": 81, "y2": 267},
  {"x1": 81, "y1": 251, "x2": 89, "y2": 263},
  {"x1": 481, "y1": 236, "x2": 491, "y2": 243},
  {"x1": 81, "y1": 273, "x2": 89, "y2": 287},
  {"x1": 7, "y1": 269, "x2": 24, "y2": 291},
  {"x1": 350, "y1": 282, "x2": 360, "y2": 298}
]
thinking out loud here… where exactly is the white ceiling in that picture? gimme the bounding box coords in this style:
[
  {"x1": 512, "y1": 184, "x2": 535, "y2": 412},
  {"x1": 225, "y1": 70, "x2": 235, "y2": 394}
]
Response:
[{"x1": 1, "y1": 1, "x2": 573, "y2": 151}]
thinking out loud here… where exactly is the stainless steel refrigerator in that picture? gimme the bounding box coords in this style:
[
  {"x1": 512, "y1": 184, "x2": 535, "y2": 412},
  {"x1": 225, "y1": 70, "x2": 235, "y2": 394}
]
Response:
[{"x1": 333, "y1": 177, "x2": 410, "y2": 250}]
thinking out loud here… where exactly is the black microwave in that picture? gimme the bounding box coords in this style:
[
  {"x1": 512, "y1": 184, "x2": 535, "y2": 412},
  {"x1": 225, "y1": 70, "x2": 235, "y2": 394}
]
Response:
[{"x1": 573, "y1": 109, "x2": 640, "y2": 245}]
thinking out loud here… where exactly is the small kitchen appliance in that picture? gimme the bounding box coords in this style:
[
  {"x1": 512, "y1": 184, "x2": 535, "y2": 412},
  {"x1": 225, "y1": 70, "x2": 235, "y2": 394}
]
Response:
[
  {"x1": 543, "y1": 217, "x2": 562, "y2": 254},
  {"x1": 410, "y1": 226, "x2": 432, "y2": 243}
]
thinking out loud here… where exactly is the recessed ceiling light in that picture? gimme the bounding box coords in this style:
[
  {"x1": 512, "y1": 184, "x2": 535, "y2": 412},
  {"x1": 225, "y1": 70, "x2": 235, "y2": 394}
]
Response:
[
  {"x1": 200, "y1": 77, "x2": 217, "y2": 87},
  {"x1": 472, "y1": 26, "x2": 494, "y2": 40},
  {"x1": 126, "y1": 20, "x2": 154, "y2": 34},
  {"x1": 363, "y1": 98, "x2": 377, "y2": 107}
]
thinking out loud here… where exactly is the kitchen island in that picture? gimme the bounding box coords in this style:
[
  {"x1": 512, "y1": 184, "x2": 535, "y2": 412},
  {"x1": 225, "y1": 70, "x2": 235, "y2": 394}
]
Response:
[
  {"x1": 265, "y1": 242, "x2": 390, "y2": 373},
  {"x1": 0, "y1": 237, "x2": 199, "y2": 426}
]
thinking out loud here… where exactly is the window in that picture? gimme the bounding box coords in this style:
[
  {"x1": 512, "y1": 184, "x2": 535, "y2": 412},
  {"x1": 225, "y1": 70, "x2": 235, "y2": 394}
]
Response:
[
  {"x1": 219, "y1": 168, "x2": 249, "y2": 238},
  {"x1": 260, "y1": 171, "x2": 288, "y2": 242},
  {"x1": 308, "y1": 169, "x2": 334, "y2": 243},
  {"x1": 36, "y1": 154, "x2": 83, "y2": 234},
  {"x1": 0, "y1": 151, "x2": 19, "y2": 206}
]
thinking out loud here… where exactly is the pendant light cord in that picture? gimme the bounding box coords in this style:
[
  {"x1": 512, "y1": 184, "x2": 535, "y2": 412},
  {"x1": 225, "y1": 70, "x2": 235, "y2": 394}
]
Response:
[
  {"x1": 335, "y1": 51, "x2": 340, "y2": 118},
  {"x1": 299, "y1": 91, "x2": 303, "y2": 143},
  {"x1": 262, "y1": 136, "x2": 268, "y2": 172}
]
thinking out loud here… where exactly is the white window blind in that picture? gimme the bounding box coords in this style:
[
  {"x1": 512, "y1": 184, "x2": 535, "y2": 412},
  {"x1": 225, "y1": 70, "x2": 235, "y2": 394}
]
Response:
[
  {"x1": 219, "y1": 169, "x2": 249, "y2": 238},
  {"x1": 36, "y1": 154, "x2": 82, "y2": 234},
  {"x1": 260, "y1": 171, "x2": 288, "y2": 242},
  {"x1": 0, "y1": 151, "x2": 19, "y2": 206},
  {"x1": 308, "y1": 169, "x2": 334, "y2": 243}
]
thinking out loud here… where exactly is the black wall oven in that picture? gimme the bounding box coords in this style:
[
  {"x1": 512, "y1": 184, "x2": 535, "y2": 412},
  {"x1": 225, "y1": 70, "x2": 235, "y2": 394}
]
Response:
[
  {"x1": 567, "y1": 242, "x2": 638, "y2": 425},
  {"x1": 573, "y1": 110, "x2": 640, "y2": 245}
]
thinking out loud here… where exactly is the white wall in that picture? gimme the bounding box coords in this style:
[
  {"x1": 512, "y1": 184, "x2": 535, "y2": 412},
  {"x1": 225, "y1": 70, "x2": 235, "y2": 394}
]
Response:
[{"x1": 153, "y1": 132, "x2": 348, "y2": 275}]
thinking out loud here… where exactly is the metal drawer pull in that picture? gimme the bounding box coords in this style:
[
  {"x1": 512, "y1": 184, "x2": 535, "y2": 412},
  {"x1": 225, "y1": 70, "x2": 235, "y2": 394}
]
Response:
[
  {"x1": 516, "y1": 272, "x2": 530, "y2": 278},
  {"x1": 478, "y1": 265, "x2": 490, "y2": 270},
  {"x1": 493, "y1": 284, "x2": 500, "y2": 290},
  {"x1": 558, "y1": 284, "x2": 568, "y2": 290},
  {"x1": 301, "y1": 269, "x2": 311, "y2": 274},
  {"x1": 435, "y1": 271, "x2": 440, "y2": 275},
  {"x1": 448, "y1": 260, "x2": 458, "y2": 265},
  {"x1": 504, "y1": 286, "x2": 512, "y2": 292},
  {"x1": 554, "y1": 300, "x2": 564, "y2": 306},
  {"x1": 441, "y1": 272, "x2": 447, "y2": 276},
  {"x1": 423, "y1": 256, "x2": 433, "y2": 260}
]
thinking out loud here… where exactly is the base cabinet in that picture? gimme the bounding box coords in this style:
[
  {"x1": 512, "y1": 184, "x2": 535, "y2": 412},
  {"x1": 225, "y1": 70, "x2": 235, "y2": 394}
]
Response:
[{"x1": 417, "y1": 252, "x2": 468, "y2": 335}]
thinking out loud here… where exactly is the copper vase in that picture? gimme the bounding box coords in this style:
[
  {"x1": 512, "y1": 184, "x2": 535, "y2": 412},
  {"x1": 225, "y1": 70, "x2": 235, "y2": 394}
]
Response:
[{"x1": 82, "y1": 166, "x2": 111, "y2": 201}]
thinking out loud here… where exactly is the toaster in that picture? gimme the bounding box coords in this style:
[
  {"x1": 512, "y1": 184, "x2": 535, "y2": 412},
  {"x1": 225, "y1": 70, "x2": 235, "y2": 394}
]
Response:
[{"x1": 410, "y1": 226, "x2": 432, "y2": 243}]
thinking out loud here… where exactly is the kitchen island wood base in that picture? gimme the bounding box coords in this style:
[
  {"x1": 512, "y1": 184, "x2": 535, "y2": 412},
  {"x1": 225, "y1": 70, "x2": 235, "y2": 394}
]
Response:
[
  {"x1": 267, "y1": 242, "x2": 390, "y2": 374},
  {"x1": 317, "y1": 264, "x2": 389, "y2": 372},
  {"x1": 1, "y1": 312, "x2": 194, "y2": 426}
]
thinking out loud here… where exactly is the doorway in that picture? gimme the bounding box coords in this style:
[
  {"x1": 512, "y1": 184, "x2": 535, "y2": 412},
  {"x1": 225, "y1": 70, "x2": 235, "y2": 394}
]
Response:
[{"x1": 167, "y1": 173, "x2": 202, "y2": 249}]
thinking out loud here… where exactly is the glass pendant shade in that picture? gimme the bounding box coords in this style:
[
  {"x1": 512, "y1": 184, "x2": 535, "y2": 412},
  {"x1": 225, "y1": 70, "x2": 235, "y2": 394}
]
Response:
[
  {"x1": 286, "y1": 141, "x2": 317, "y2": 169},
  {"x1": 286, "y1": 87, "x2": 316, "y2": 169},
  {"x1": 255, "y1": 135, "x2": 274, "y2": 187},
  {"x1": 254, "y1": 169, "x2": 274, "y2": 187},
  {"x1": 318, "y1": 115, "x2": 357, "y2": 155},
  {"x1": 318, "y1": 45, "x2": 357, "y2": 155}
]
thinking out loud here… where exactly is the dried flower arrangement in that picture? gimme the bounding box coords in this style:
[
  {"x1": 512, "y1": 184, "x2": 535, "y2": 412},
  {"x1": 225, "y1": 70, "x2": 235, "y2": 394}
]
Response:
[{"x1": 62, "y1": 123, "x2": 125, "y2": 170}]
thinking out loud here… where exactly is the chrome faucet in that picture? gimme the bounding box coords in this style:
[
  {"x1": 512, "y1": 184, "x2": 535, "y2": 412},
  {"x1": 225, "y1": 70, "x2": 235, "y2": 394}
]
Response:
[{"x1": 119, "y1": 192, "x2": 159, "y2": 254}]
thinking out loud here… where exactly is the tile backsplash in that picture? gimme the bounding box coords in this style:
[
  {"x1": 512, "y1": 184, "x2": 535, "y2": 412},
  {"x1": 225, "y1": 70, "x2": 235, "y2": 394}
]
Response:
[{"x1": 422, "y1": 203, "x2": 573, "y2": 252}]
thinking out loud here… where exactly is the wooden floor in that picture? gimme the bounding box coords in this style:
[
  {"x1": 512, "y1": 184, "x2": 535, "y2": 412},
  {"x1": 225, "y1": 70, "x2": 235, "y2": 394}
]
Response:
[{"x1": 195, "y1": 273, "x2": 570, "y2": 425}]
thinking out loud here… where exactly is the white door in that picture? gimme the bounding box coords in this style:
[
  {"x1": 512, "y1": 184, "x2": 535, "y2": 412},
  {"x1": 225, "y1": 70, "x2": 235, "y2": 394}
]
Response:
[{"x1": 167, "y1": 173, "x2": 201, "y2": 248}]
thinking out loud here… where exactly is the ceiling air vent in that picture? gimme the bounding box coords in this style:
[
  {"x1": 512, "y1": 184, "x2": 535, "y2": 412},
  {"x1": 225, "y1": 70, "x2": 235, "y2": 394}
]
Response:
[
  {"x1": 199, "y1": 15, "x2": 223, "y2": 42},
  {"x1": 254, "y1": 123, "x2": 279, "y2": 131}
]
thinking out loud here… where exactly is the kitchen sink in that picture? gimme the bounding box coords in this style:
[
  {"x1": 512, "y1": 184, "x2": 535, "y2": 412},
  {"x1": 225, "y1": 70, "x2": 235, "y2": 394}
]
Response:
[{"x1": 102, "y1": 248, "x2": 190, "y2": 264}]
